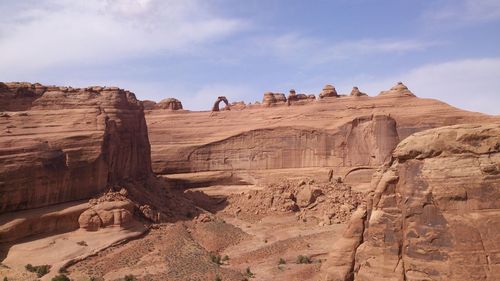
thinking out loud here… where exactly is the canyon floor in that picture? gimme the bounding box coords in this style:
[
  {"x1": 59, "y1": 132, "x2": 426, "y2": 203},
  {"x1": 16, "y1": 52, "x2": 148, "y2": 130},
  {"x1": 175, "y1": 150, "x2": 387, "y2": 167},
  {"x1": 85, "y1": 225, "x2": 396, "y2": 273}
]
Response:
[{"x1": 1, "y1": 169, "x2": 353, "y2": 281}]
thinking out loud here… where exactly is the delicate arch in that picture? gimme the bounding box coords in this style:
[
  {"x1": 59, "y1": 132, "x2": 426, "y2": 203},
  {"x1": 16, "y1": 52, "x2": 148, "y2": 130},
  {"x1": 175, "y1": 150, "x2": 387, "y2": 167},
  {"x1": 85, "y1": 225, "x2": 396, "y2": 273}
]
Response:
[{"x1": 211, "y1": 96, "x2": 230, "y2": 112}]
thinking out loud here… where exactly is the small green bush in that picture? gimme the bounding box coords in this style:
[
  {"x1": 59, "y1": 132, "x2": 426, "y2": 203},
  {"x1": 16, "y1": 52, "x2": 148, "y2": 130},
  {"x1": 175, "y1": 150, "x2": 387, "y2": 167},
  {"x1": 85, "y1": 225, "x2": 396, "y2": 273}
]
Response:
[
  {"x1": 51, "y1": 274, "x2": 70, "y2": 281},
  {"x1": 296, "y1": 255, "x2": 312, "y2": 264},
  {"x1": 25, "y1": 264, "x2": 51, "y2": 277}
]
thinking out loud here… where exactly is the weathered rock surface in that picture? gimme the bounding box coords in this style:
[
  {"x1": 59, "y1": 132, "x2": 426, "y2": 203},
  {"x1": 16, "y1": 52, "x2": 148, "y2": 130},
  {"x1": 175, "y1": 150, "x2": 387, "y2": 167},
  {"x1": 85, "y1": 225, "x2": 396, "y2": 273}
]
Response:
[
  {"x1": 262, "y1": 92, "x2": 287, "y2": 106},
  {"x1": 0, "y1": 82, "x2": 152, "y2": 213},
  {"x1": 147, "y1": 83, "x2": 496, "y2": 175},
  {"x1": 155, "y1": 98, "x2": 183, "y2": 110},
  {"x1": 211, "y1": 96, "x2": 230, "y2": 112},
  {"x1": 324, "y1": 123, "x2": 500, "y2": 281},
  {"x1": 319, "y1": 84, "x2": 338, "y2": 99},
  {"x1": 378, "y1": 82, "x2": 415, "y2": 97},
  {"x1": 350, "y1": 87, "x2": 368, "y2": 97}
]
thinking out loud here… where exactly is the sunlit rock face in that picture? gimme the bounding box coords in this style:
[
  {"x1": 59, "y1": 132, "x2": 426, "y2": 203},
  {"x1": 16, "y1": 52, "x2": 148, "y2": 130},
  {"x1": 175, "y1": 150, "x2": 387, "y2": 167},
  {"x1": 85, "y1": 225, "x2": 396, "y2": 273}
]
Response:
[{"x1": 0, "y1": 82, "x2": 152, "y2": 213}]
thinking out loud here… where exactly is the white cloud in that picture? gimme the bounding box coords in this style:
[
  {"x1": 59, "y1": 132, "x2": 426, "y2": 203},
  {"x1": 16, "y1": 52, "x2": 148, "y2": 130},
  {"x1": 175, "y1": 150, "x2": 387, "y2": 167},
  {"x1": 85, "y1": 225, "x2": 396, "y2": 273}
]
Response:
[
  {"x1": 250, "y1": 33, "x2": 440, "y2": 65},
  {"x1": 360, "y1": 57, "x2": 500, "y2": 115},
  {"x1": 423, "y1": 0, "x2": 500, "y2": 25},
  {"x1": 0, "y1": 0, "x2": 247, "y2": 76}
]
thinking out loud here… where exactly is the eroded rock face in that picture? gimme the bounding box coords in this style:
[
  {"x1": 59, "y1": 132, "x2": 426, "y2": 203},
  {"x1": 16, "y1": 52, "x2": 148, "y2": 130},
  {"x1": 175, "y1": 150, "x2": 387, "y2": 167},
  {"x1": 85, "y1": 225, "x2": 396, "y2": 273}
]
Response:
[
  {"x1": 378, "y1": 82, "x2": 415, "y2": 97},
  {"x1": 262, "y1": 92, "x2": 287, "y2": 106},
  {"x1": 350, "y1": 87, "x2": 368, "y2": 97},
  {"x1": 155, "y1": 98, "x2": 183, "y2": 110},
  {"x1": 212, "y1": 96, "x2": 230, "y2": 112},
  {"x1": 319, "y1": 84, "x2": 338, "y2": 99},
  {"x1": 325, "y1": 123, "x2": 500, "y2": 281},
  {"x1": 159, "y1": 115, "x2": 398, "y2": 173},
  {"x1": 0, "y1": 82, "x2": 152, "y2": 213}
]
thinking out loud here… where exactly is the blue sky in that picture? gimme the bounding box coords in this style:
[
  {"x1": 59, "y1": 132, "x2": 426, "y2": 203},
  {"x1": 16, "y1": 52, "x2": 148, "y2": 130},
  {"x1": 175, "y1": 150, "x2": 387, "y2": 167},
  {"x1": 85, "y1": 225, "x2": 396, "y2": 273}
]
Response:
[{"x1": 1, "y1": 0, "x2": 499, "y2": 114}]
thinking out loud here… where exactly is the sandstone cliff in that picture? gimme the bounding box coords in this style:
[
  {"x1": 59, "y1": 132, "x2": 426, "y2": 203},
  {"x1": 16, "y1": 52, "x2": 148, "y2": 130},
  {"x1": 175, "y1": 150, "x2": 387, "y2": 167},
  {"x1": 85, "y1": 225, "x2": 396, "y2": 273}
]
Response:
[
  {"x1": 146, "y1": 83, "x2": 496, "y2": 175},
  {"x1": 324, "y1": 123, "x2": 500, "y2": 281},
  {"x1": 0, "y1": 82, "x2": 152, "y2": 213}
]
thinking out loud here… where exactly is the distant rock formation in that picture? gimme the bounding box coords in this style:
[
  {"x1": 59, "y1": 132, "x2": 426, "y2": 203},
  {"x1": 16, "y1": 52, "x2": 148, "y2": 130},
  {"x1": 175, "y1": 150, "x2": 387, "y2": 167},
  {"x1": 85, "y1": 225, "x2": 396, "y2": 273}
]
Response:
[
  {"x1": 142, "y1": 100, "x2": 157, "y2": 110},
  {"x1": 230, "y1": 101, "x2": 246, "y2": 110},
  {"x1": 156, "y1": 98, "x2": 183, "y2": 110},
  {"x1": 323, "y1": 123, "x2": 500, "y2": 281},
  {"x1": 319, "y1": 84, "x2": 338, "y2": 99},
  {"x1": 378, "y1": 82, "x2": 415, "y2": 97},
  {"x1": 0, "y1": 82, "x2": 152, "y2": 213},
  {"x1": 350, "y1": 86, "x2": 367, "y2": 97},
  {"x1": 287, "y1": 89, "x2": 313, "y2": 105},
  {"x1": 212, "y1": 96, "x2": 230, "y2": 112},
  {"x1": 262, "y1": 92, "x2": 287, "y2": 106}
]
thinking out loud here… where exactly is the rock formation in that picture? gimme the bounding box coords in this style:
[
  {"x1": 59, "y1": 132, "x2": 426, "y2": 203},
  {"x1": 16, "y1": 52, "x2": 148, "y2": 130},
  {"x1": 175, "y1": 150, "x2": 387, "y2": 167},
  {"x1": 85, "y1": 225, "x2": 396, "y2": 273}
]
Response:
[
  {"x1": 323, "y1": 123, "x2": 500, "y2": 281},
  {"x1": 142, "y1": 100, "x2": 157, "y2": 110},
  {"x1": 155, "y1": 98, "x2": 183, "y2": 110},
  {"x1": 287, "y1": 89, "x2": 313, "y2": 105},
  {"x1": 262, "y1": 92, "x2": 287, "y2": 106},
  {"x1": 211, "y1": 96, "x2": 230, "y2": 112},
  {"x1": 0, "y1": 82, "x2": 152, "y2": 213},
  {"x1": 152, "y1": 115, "x2": 399, "y2": 174},
  {"x1": 230, "y1": 101, "x2": 246, "y2": 110},
  {"x1": 147, "y1": 84, "x2": 496, "y2": 175},
  {"x1": 378, "y1": 82, "x2": 415, "y2": 97},
  {"x1": 319, "y1": 84, "x2": 338, "y2": 99},
  {"x1": 350, "y1": 87, "x2": 368, "y2": 97}
]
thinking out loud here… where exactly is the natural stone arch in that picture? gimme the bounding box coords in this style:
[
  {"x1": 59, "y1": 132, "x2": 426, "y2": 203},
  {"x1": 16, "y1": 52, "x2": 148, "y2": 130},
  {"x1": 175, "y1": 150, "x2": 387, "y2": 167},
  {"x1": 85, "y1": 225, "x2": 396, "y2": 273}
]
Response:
[{"x1": 211, "y1": 96, "x2": 230, "y2": 112}]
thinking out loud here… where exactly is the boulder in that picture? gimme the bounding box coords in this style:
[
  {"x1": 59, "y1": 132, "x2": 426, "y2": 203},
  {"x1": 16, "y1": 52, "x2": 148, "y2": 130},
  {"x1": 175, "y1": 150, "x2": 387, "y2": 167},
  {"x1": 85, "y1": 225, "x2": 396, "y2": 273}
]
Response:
[
  {"x1": 378, "y1": 82, "x2": 415, "y2": 97},
  {"x1": 319, "y1": 84, "x2": 338, "y2": 99},
  {"x1": 350, "y1": 86, "x2": 367, "y2": 97},
  {"x1": 262, "y1": 92, "x2": 287, "y2": 106},
  {"x1": 155, "y1": 98, "x2": 183, "y2": 110}
]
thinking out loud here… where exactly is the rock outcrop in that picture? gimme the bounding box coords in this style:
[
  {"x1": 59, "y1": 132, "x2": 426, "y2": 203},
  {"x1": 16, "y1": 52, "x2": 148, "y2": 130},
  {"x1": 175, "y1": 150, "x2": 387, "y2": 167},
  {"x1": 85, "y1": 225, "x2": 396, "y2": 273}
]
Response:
[
  {"x1": 0, "y1": 82, "x2": 152, "y2": 213},
  {"x1": 262, "y1": 92, "x2": 287, "y2": 106},
  {"x1": 378, "y1": 82, "x2": 415, "y2": 97},
  {"x1": 288, "y1": 89, "x2": 314, "y2": 105},
  {"x1": 350, "y1": 87, "x2": 368, "y2": 97},
  {"x1": 155, "y1": 98, "x2": 183, "y2": 110},
  {"x1": 147, "y1": 84, "x2": 497, "y2": 175},
  {"x1": 324, "y1": 123, "x2": 500, "y2": 281},
  {"x1": 212, "y1": 96, "x2": 230, "y2": 112},
  {"x1": 155, "y1": 115, "x2": 399, "y2": 173},
  {"x1": 142, "y1": 100, "x2": 157, "y2": 110},
  {"x1": 319, "y1": 84, "x2": 338, "y2": 99}
]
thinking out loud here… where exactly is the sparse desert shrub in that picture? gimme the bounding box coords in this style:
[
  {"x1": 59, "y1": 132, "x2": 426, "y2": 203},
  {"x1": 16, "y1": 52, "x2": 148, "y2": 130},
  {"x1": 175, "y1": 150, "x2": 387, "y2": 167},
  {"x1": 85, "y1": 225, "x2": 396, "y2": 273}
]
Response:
[
  {"x1": 215, "y1": 275, "x2": 222, "y2": 281},
  {"x1": 278, "y1": 258, "x2": 286, "y2": 265},
  {"x1": 25, "y1": 264, "x2": 51, "y2": 277},
  {"x1": 296, "y1": 255, "x2": 312, "y2": 264},
  {"x1": 210, "y1": 253, "x2": 222, "y2": 265},
  {"x1": 124, "y1": 274, "x2": 136, "y2": 281},
  {"x1": 245, "y1": 267, "x2": 254, "y2": 278},
  {"x1": 4, "y1": 277, "x2": 8, "y2": 281},
  {"x1": 76, "y1": 240, "x2": 88, "y2": 246},
  {"x1": 222, "y1": 255, "x2": 229, "y2": 261},
  {"x1": 51, "y1": 274, "x2": 70, "y2": 281}
]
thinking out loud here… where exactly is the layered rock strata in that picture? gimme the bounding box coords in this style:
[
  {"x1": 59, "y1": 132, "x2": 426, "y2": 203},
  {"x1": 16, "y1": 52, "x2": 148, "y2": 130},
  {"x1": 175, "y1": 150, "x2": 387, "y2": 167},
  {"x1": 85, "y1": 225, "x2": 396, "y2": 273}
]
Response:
[
  {"x1": 0, "y1": 82, "x2": 152, "y2": 213},
  {"x1": 324, "y1": 123, "x2": 500, "y2": 281},
  {"x1": 147, "y1": 83, "x2": 496, "y2": 175}
]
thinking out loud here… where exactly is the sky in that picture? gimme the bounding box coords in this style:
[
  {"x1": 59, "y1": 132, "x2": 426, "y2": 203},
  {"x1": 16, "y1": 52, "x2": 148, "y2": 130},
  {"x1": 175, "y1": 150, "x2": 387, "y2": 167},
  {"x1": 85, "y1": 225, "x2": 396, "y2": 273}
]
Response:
[{"x1": 0, "y1": 0, "x2": 499, "y2": 114}]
